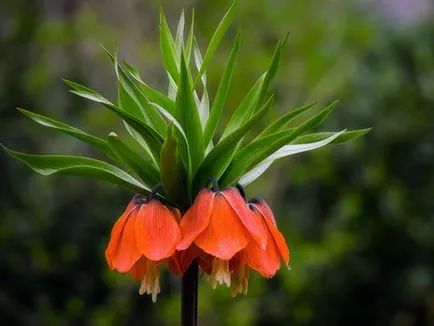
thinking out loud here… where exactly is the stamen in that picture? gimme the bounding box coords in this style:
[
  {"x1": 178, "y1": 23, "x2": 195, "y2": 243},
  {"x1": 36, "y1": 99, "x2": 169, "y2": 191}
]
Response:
[
  {"x1": 210, "y1": 258, "x2": 231, "y2": 288},
  {"x1": 231, "y1": 263, "x2": 250, "y2": 297},
  {"x1": 139, "y1": 259, "x2": 161, "y2": 302}
]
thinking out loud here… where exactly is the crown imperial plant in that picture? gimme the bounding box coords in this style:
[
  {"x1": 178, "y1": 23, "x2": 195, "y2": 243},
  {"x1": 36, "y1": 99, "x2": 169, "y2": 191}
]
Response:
[{"x1": 1, "y1": 1, "x2": 370, "y2": 325}]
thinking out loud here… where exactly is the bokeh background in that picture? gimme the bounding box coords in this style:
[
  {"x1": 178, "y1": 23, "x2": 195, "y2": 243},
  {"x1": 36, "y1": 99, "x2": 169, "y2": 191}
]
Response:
[{"x1": 1, "y1": 0, "x2": 434, "y2": 325}]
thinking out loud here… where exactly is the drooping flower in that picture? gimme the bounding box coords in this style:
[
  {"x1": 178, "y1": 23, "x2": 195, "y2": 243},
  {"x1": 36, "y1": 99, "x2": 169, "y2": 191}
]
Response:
[
  {"x1": 230, "y1": 197, "x2": 290, "y2": 296},
  {"x1": 177, "y1": 187, "x2": 268, "y2": 288},
  {"x1": 105, "y1": 194, "x2": 181, "y2": 302}
]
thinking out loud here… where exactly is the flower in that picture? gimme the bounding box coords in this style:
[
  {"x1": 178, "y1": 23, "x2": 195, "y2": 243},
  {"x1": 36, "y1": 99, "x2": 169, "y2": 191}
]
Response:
[
  {"x1": 230, "y1": 197, "x2": 290, "y2": 296},
  {"x1": 177, "y1": 187, "x2": 268, "y2": 288},
  {"x1": 105, "y1": 194, "x2": 181, "y2": 302}
]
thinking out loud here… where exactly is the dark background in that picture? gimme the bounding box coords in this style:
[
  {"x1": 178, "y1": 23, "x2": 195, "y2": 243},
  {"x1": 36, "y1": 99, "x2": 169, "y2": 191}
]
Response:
[{"x1": 1, "y1": 0, "x2": 434, "y2": 325}]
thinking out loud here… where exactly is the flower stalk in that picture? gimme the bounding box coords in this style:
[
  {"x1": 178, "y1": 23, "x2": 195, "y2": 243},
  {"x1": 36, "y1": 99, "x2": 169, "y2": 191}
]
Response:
[{"x1": 181, "y1": 259, "x2": 199, "y2": 326}]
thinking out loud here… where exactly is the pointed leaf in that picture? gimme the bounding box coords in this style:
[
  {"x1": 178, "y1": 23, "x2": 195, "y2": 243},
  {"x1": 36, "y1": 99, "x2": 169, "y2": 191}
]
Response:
[
  {"x1": 175, "y1": 11, "x2": 185, "y2": 53},
  {"x1": 160, "y1": 9, "x2": 180, "y2": 82},
  {"x1": 69, "y1": 89, "x2": 163, "y2": 161},
  {"x1": 18, "y1": 108, "x2": 113, "y2": 158},
  {"x1": 124, "y1": 62, "x2": 175, "y2": 113},
  {"x1": 107, "y1": 133, "x2": 160, "y2": 187},
  {"x1": 220, "y1": 101, "x2": 340, "y2": 187},
  {"x1": 193, "y1": 96, "x2": 273, "y2": 194},
  {"x1": 293, "y1": 128, "x2": 371, "y2": 144},
  {"x1": 221, "y1": 74, "x2": 265, "y2": 138},
  {"x1": 194, "y1": 0, "x2": 237, "y2": 86},
  {"x1": 203, "y1": 31, "x2": 241, "y2": 146},
  {"x1": 175, "y1": 52, "x2": 204, "y2": 174},
  {"x1": 101, "y1": 47, "x2": 167, "y2": 137},
  {"x1": 255, "y1": 101, "x2": 317, "y2": 139},
  {"x1": 253, "y1": 37, "x2": 284, "y2": 112},
  {"x1": 239, "y1": 131, "x2": 346, "y2": 186},
  {"x1": 185, "y1": 9, "x2": 195, "y2": 64},
  {"x1": 63, "y1": 79, "x2": 100, "y2": 94},
  {"x1": 2, "y1": 145, "x2": 150, "y2": 194},
  {"x1": 193, "y1": 37, "x2": 209, "y2": 128}
]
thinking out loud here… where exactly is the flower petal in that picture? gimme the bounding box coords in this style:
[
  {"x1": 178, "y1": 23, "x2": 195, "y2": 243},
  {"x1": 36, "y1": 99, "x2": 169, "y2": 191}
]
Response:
[
  {"x1": 135, "y1": 200, "x2": 181, "y2": 261},
  {"x1": 177, "y1": 189, "x2": 215, "y2": 251},
  {"x1": 168, "y1": 251, "x2": 183, "y2": 276},
  {"x1": 244, "y1": 210, "x2": 281, "y2": 277},
  {"x1": 222, "y1": 188, "x2": 267, "y2": 250},
  {"x1": 112, "y1": 209, "x2": 142, "y2": 273},
  {"x1": 254, "y1": 199, "x2": 290, "y2": 266},
  {"x1": 195, "y1": 192, "x2": 251, "y2": 260},
  {"x1": 129, "y1": 256, "x2": 147, "y2": 280},
  {"x1": 180, "y1": 244, "x2": 213, "y2": 274},
  {"x1": 105, "y1": 199, "x2": 139, "y2": 268}
]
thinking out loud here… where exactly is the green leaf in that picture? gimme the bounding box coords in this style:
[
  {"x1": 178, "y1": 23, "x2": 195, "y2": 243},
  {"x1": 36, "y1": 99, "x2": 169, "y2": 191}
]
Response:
[
  {"x1": 220, "y1": 128, "x2": 296, "y2": 187},
  {"x1": 194, "y1": 1, "x2": 237, "y2": 86},
  {"x1": 18, "y1": 108, "x2": 113, "y2": 159},
  {"x1": 221, "y1": 74, "x2": 265, "y2": 138},
  {"x1": 255, "y1": 101, "x2": 317, "y2": 139},
  {"x1": 220, "y1": 101, "x2": 341, "y2": 187},
  {"x1": 293, "y1": 128, "x2": 372, "y2": 144},
  {"x1": 63, "y1": 79, "x2": 99, "y2": 94},
  {"x1": 160, "y1": 124, "x2": 189, "y2": 206},
  {"x1": 1, "y1": 145, "x2": 150, "y2": 194},
  {"x1": 292, "y1": 100, "x2": 339, "y2": 136},
  {"x1": 193, "y1": 96, "x2": 273, "y2": 194},
  {"x1": 203, "y1": 31, "x2": 241, "y2": 146},
  {"x1": 238, "y1": 130, "x2": 346, "y2": 186},
  {"x1": 101, "y1": 46, "x2": 167, "y2": 137},
  {"x1": 107, "y1": 133, "x2": 160, "y2": 187},
  {"x1": 124, "y1": 62, "x2": 175, "y2": 114},
  {"x1": 175, "y1": 52, "x2": 204, "y2": 174},
  {"x1": 69, "y1": 89, "x2": 163, "y2": 162},
  {"x1": 192, "y1": 37, "x2": 209, "y2": 128},
  {"x1": 175, "y1": 10, "x2": 185, "y2": 53},
  {"x1": 253, "y1": 37, "x2": 284, "y2": 112},
  {"x1": 185, "y1": 9, "x2": 195, "y2": 64},
  {"x1": 160, "y1": 9, "x2": 180, "y2": 82}
]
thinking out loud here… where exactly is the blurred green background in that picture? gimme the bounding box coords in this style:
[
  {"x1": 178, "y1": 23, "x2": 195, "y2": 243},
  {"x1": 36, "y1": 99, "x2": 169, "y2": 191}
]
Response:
[{"x1": 1, "y1": 0, "x2": 434, "y2": 325}]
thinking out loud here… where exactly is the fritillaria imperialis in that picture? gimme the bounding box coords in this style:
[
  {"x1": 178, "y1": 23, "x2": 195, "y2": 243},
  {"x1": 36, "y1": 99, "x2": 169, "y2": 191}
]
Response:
[{"x1": 1, "y1": 1, "x2": 369, "y2": 324}]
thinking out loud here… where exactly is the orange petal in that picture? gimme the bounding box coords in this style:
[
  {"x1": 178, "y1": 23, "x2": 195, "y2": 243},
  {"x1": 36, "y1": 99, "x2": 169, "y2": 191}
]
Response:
[
  {"x1": 244, "y1": 210, "x2": 281, "y2": 277},
  {"x1": 222, "y1": 188, "x2": 267, "y2": 250},
  {"x1": 168, "y1": 252, "x2": 183, "y2": 276},
  {"x1": 105, "y1": 198, "x2": 140, "y2": 268},
  {"x1": 129, "y1": 256, "x2": 147, "y2": 280},
  {"x1": 135, "y1": 200, "x2": 181, "y2": 261},
  {"x1": 195, "y1": 192, "x2": 251, "y2": 260},
  {"x1": 180, "y1": 245, "x2": 213, "y2": 274},
  {"x1": 177, "y1": 189, "x2": 215, "y2": 251},
  {"x1": 112, "y1": 210, "x2": 142, "y2": 273},
  {"x1": 254, "y1": 200, "x2": 290, "y2": 266}
]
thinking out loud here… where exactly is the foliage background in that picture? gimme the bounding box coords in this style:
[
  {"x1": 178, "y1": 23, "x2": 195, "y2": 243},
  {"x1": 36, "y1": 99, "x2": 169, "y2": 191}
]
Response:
[{"x1": 1, "y1": 0, "x2": 433, "y2": 325}]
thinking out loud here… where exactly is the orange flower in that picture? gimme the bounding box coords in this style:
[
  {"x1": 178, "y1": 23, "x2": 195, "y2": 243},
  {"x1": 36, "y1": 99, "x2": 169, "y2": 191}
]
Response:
[
  {"x1": 230, "y1": 198, "x2": 290, "y2": 296},
  {"x1": 105, "y1": 194, "x2": 181, "y2": 302},
  {"x1": 177, "y1": 187, "x2": 267, "y2": 288}
]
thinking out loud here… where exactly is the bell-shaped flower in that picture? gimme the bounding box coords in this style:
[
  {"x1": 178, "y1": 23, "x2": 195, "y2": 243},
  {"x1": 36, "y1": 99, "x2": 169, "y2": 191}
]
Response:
[
  {"x1": 177, "y1": 187, "x2": 267, "y2": 288},
  {"x1": 230, "y1": 197, "x2": 290, "y2": 296},
  {"x1": 105, "y1": 194, "x2": 181, "y2": 302}
]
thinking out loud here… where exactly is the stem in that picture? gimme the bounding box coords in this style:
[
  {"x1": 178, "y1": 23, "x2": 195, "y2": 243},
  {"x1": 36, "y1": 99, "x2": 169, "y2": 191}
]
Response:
[
  {"x1": 181, "y1": 259, "x2": 198, "y2": 326},
  {"x1": 209, "y1": 176, "x2": 220, "y2": 192},
  {"x1": 235, "y1": 183, "x2": 248, "y2": 202}
]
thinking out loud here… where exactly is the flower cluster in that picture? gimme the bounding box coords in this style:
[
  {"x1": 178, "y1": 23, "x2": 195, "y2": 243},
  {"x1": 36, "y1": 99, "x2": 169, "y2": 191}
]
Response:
[{"x1": 105, "y1": 184, "x2": 289, "y2": 302}]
